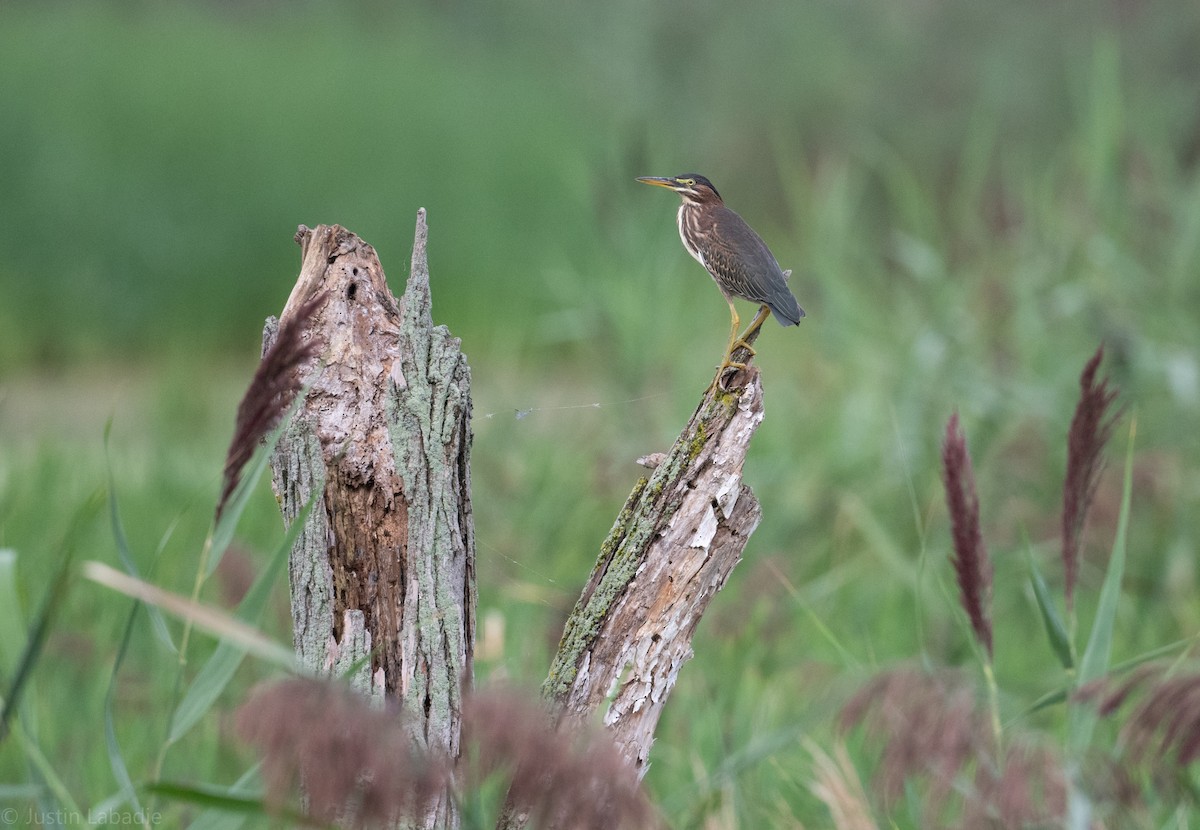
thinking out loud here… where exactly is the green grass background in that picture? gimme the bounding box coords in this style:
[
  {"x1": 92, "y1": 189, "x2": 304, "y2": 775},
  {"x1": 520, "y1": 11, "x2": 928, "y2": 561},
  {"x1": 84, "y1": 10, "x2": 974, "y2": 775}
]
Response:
[{"x1": 2, "y1": 0, "x2": 1200, "y2": 825}]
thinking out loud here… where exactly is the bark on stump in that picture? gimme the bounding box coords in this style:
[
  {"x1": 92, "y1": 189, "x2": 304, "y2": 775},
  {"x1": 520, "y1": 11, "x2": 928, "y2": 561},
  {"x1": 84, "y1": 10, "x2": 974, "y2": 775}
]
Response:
[
  {"x1": 267, "y1": 214, "x2": 474, "y2": 829},
  {"x1": 500, "y1": 341, "x2": 766, "y2": 830},
  {"x1": 545, "y1": 363, "x2": 764, "y2": 775}
]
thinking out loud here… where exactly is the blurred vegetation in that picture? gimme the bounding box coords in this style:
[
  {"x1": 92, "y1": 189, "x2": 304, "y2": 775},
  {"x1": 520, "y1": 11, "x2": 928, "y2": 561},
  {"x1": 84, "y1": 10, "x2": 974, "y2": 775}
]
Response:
[{"x1": 2, "y1": 0, "x2": 1200, "y2": 825}]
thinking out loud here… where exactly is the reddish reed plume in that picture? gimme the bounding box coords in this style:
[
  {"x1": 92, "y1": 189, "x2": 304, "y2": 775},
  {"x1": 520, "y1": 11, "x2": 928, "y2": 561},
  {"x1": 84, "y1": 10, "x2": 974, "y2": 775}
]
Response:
[
  {"x1": 1077, "y1": 665, "x2": 1200, "y2": 770},
  {"x1": 1060, "y1": 345, "x2": 1121, "y2": 610},
  {"x1": 841, "y1": 666, "x2": 1067, "y2": 828},
  {"x1": 237, "y1": 677, "x2": 447, "y2": 826},
  {"x1": 941, "y1": 412, "x2": 994, "y2": 660},
  {"x1": 237, "y1": 678, "x2": 654, "y2": 829},
  {"x1": 216, "y1": 291, "x2": 326, "y2": 520}
]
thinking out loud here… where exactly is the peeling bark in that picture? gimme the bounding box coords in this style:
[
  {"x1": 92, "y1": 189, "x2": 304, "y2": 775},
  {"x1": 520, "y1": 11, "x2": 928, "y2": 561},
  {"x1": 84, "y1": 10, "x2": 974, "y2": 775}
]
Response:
[
  {"x1": 267, "y1": 214, "x2": 474, "y2": 829},
  {"x1": 544, "y1": 368, "x2": 764, "y2": 777},
  {"x1": 499, "y1": 348, "x2": 767, "y2": 830}
]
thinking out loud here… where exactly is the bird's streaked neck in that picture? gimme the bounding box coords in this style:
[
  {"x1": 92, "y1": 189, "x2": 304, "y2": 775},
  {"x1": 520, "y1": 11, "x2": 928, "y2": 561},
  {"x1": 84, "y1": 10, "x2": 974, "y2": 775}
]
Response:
[{"x1": 676, "y1": 203, "x2": 706, "y2": 267}]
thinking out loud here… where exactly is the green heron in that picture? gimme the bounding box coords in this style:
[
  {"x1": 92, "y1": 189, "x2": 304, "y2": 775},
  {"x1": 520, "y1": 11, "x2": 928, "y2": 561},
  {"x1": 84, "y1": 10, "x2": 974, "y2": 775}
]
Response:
[{"x1": 637, "y1": 173, "x2": 804, "y2": 379}]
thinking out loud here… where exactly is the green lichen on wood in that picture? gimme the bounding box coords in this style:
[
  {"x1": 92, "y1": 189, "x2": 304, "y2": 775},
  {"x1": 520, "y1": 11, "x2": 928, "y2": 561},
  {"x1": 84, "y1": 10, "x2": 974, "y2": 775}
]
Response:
[
  {"x1": 388, "y1": 212, "x2": 475, "y2": 760},
  {"x1": 543, "y1": 476, "x2": 649, "y2": 698},
  {"x1": 541, "y1": 384, "x2": 744, "y2": 703},
  {"x1": 386, "y1": 338, "x2": 474, "y2": 740},
  {"x1": 596, "y1": 477, "x2": 648, "y2": 571},
  {"x1": 686, "y1": 421, "x2": 708, "y2": 464}
]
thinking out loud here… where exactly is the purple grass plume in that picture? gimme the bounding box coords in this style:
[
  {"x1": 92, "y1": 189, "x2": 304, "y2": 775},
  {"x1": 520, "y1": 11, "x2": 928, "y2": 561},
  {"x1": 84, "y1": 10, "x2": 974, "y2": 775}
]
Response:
[
  {"x1": 1077, "y1": 665, "x2": 1200, "y2": 771},
  {"x1": 237, "y1": 678, "x2": 654, "y2": 830},
  {"x1": 1061, "y1": 344, "x2": 1121, "y2": 610},
  {"x1": 840, "y1": 667, "x2": 992, "y2": 813},
  {"x1": 840, "y1": 666, "x2": 1067, "y2": 827},
  {"x1": 237, "y1": 677, "x2": 448, "y2": 826},
  {"x1": 463, "y1": 688, "x2": 654, "y2": 830},
  {"x1": 216, "y1": 291, "x2": 326, "y2": 521},
  {"x1": 941, "y1": 412, "x2": 994, "y2": 660}
]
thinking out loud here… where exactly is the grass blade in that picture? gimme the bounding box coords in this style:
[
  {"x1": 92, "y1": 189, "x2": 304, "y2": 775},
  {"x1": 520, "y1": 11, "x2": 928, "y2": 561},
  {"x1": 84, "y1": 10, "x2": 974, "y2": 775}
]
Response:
[
  {"x1": 1, "y1": 490, "x2": 102, "y2": 742},
  {"x1": 82, "y1": 562, "x2": 298, "y2": 671},
  {"x1": 186, "y1": 764, "x2": 263, "y2": 830},
  {"x1": 148, "y1": 779, "x2": 317, "y2": 826},
  {"x1": 1027, "y1": 540, "x2": 1074, "y2": 671},
  {"x1": 208, "y1": 381, "x2": 312, "y2": 580},
  {"x1": 0, "y1": 550, "x2": 28, "y2": 699},
  {"x1": 1022, "y1": 687, "x2": 1068, "y2": 718},
  {"x1": 146, "y1": 780, "x2": 266, "y2": 813},
  {"x1": 0, "y1": 549, "x2": 79, "y2": 813},
  {"x1": 105, "y1": 423, "x2": 177, "y2": 654},
  {"x1": 104, "y1": 600, "x2": 144, "y2": 816},
  {"x1": 1017, "y1": 636, "x2": 1195, "y2": 722},
  {"x1": 168, "y1": 495, "x2": 315, "y2": 743},
  {"x1": 6, "y1": 718, "x2": 81, "y2": 815},
  {"x1": 208, "y1": 437, "x2": 272, "y2": 580},
  {"x1": 663, "y1": 723, "x2": 808, "y2": 819},
  {"x1": 1067, "y1": 416, "x2": 1135, "y2": 757}
]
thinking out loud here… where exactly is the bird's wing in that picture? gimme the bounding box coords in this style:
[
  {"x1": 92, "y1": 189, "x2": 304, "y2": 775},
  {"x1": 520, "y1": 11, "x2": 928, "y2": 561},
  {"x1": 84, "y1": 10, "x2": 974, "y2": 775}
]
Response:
[{"x1": 704, "y1": 207, "x2": 804, "y2": 323}]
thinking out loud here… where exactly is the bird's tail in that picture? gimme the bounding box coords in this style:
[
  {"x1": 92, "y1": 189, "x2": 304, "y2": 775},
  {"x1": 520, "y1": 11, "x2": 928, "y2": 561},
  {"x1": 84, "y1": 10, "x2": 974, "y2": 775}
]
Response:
[
  {"x1": 770, "y1": 269, "x2": 805, "y2": 326},
  {"x1": 772, "y1": 300, "x2": 805, "y2": 326}
]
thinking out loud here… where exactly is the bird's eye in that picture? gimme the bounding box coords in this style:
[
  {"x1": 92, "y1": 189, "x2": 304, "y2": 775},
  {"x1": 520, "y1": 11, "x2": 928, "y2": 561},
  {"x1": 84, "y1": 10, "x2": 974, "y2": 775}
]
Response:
[{"x1": 681, "y1": 178, "x2": 695, "y2": 186}]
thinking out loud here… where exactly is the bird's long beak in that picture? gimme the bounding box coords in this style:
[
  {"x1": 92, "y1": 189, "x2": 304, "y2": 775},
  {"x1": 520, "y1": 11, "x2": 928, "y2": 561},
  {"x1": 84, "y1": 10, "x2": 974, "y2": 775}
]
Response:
[{"x1": 636, "y1": 176, "x2": 678, "y2": 189}]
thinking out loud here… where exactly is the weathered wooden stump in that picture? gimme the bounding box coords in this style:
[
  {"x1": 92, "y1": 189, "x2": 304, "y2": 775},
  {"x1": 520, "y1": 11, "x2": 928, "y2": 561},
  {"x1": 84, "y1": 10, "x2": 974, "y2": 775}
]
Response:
[
  {"x1": 543, "y1": 366, "x2": 764, "y2": 776},
  {"x1": 267, "y1": 212, "x2": 474, "y2": 830},
  {"x1": 499, "y1": 340, "x2": 767, "y2": 830}
]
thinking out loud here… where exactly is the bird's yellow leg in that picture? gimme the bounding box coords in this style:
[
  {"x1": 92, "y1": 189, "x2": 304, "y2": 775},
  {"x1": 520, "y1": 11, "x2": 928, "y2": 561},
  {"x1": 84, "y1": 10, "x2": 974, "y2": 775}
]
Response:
[
  {"x1": 714, "y1": 303, "x2": 771, "y2": 390},
  {"x1": 735, "y1": 305, "x2": 771, "y2": 347},
  {"x1": 717, "y1": 299, "x2": 748, "y2": 375}
]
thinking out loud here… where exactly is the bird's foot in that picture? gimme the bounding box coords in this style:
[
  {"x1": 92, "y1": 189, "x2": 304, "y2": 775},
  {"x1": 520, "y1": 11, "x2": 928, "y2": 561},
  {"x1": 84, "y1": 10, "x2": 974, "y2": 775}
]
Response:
[
  {"x1": 730, "y1": 338, "x2": 757, "y2": 357},
  {"x1": 712, "y1": 355, "x2": 748, "y2": 392}
]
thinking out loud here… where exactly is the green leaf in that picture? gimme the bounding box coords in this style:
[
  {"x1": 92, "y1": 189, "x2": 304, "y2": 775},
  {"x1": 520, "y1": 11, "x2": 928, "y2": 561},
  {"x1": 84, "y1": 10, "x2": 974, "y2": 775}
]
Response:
[
  {"x1": 82, "y1": 561, "x2": 298, "y2": 671},
  {"x1": 1026, "y1": 542, "x2": 1074, "y2": 670},
  {"x1": 1017, "y1": 636, "x2": 1194, "y2": 722},
  {"x1": 208, "y1": 385, "x2": 311, "y2": 580},
  {"x1": 168, "y1": 495, "x2": 315, "y2": 743},
  {"x1": 1067, "y1": 416, "x2": 1135, "y2": 757},
  {"x1": 147, "y1": 780, "x2": 266, "y2": 813},
  {"x1": 662, "y1": 723, "x2": 807, "y2": 818},
  {"x1": 105, "y1": 423, "x2": 177, "y2": 654},
  {"x1": 186, "y1": 765, "x2": 262, "y2": 830},
  {"x1": 148, "y1": 778, "x2": 317, "y2": 826},
  {"x1": 0, "y1": 550, "x2": 27, "y2": 684},
  {"x1": 104, "y1": 599, "x2": 144, "y2": 816}
]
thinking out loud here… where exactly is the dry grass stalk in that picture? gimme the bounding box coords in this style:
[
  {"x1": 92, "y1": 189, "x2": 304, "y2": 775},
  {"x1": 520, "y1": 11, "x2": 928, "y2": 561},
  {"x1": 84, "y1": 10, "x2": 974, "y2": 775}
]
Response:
[
  {"x1": 1060, "y1": 344, "x2": 1121, "y2": 610},
  {"x1": 805, "y1": 738, "x2": 878, "y2": 830},
  {"x1": 941, "y1": 412, "x2": 994, "y2": 659},
  {"x1": 217, "y1": 290, "x2": 326, "y2": 520},
  {"x1": 237, "y1": 679, "x2": 654, "y2": 829}
]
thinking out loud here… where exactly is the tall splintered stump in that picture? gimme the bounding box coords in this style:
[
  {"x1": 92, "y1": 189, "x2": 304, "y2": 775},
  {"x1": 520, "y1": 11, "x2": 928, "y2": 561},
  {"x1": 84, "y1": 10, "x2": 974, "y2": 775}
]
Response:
[{"x1": 267, "y1": 214, "x2": 475, "y2": 830}]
